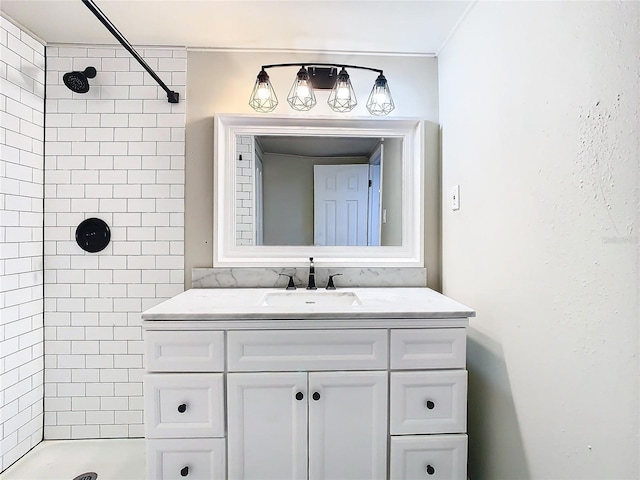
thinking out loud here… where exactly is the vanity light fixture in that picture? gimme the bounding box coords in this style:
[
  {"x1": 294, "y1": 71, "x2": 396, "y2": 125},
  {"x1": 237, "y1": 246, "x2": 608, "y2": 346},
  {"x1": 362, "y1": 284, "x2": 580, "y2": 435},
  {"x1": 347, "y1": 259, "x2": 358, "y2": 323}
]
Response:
[{"x1": 248, "y1": 63, "x2": 394, "y2": 116}]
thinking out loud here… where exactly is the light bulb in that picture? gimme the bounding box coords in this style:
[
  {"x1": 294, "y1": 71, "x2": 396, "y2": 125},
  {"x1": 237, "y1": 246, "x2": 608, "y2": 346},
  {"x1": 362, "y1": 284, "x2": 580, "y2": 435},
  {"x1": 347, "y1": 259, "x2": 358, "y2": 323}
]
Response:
[
  {"x1": 373, "y1": 89, "x2": 389, "y2": 104},
  {"x1": 296, "y1": 82, "x2": 310, "y2": 99},
  {"x1": 336, "y1": 83, "x2": 350, "y2": 100},
  {"x1": 257, "y1": 84, "x2": 271, "y2": 100}
]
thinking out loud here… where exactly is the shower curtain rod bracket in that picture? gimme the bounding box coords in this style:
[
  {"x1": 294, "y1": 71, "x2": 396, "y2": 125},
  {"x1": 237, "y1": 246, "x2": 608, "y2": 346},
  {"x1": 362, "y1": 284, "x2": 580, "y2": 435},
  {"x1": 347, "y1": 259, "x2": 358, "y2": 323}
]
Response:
[{"x1": 82, "y1": 0, "x2": 180, "y2": 104}]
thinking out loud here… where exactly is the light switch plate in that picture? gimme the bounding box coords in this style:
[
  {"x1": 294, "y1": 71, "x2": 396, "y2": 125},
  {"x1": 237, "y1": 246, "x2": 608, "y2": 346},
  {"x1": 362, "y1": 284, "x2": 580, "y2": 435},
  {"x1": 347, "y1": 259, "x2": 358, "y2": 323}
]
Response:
[{"x1": 452, "y1": 185, "x2": 460, "y2": 210}]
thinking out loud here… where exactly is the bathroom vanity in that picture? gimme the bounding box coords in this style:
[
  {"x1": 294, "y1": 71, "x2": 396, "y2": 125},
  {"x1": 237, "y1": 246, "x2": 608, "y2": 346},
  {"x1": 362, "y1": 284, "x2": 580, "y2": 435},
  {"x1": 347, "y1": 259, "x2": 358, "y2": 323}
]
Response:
[{"x1": 142, "y1": 287, "x2": 475, "y2": 480}]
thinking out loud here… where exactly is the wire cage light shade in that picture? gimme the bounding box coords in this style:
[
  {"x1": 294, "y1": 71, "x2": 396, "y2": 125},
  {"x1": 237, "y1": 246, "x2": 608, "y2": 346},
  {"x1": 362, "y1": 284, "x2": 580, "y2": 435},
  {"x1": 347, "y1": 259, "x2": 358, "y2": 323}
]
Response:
[
  {"x1": 366, "y1": 74, "x2": 395, "y2": 116},
  {"x1": 287, "y1": 67, "x2": 316, "y2": 111},
  {"x1": 250, "y1": 63, "x2": 394, "y2": 116},
  {"x1": 327, "y1": 67, "x2": 357, "y2": 113},
  {"x1": 249, "y1": 69, "x2": 278, "y2": 113}
]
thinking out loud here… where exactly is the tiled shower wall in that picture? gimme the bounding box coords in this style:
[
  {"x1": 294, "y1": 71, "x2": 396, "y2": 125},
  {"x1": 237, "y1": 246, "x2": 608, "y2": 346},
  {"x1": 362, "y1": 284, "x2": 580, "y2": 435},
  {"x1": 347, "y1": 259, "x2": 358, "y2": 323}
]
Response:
[
  {"x1": 0, "y1": 17, "x2": 45, "y2": 471},
  {"x1": 235, "y1": 135, "x2": 254, "y2": 245},
  {"x1": 44, "y1": 45, "x2": 186, "y2": 439}
]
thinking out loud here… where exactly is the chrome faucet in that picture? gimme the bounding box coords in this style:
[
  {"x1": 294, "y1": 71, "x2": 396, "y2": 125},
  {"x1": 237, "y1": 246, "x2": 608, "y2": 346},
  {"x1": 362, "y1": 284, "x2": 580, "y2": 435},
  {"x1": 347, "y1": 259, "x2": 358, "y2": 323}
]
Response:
[{"x1": 306, "y1": 257, "x2": 317, "y2": 290}]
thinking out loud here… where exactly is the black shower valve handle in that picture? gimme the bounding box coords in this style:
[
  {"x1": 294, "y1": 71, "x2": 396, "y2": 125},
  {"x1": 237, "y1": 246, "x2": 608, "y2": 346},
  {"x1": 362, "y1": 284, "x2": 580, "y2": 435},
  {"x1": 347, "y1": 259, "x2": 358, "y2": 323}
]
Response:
[
  {"x1": 326, "y1": 273, "x2": 343, "y2": 290},
  {"x1": 278, "y1": 273, "x2": 296, "y2": 290}
]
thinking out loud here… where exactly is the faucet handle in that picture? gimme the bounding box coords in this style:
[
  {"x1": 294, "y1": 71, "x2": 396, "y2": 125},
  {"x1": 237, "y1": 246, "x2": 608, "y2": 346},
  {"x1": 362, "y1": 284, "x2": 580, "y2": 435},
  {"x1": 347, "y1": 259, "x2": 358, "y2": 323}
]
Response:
[
  {"x1": 326, "y1": 273, "x2": 343, "y2": 290},
  {"x1": 278, "y1": 274, "x2": 296, "y2": 290}
]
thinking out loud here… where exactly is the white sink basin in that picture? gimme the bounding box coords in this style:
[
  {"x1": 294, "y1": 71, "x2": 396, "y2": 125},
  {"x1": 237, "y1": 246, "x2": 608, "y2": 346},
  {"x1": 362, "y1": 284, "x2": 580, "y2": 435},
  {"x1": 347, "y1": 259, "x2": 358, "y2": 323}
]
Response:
[{"x1": 260, "y1": 291, "x2": 362, "y2": 307}]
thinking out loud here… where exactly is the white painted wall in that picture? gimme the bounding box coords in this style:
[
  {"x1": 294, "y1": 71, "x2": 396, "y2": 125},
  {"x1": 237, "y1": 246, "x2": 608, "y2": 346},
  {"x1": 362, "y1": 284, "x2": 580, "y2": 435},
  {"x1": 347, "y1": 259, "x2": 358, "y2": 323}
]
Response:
[
  {"x1": 0, "y1": 17, "x2": 45, "y2": 472},
  {"x1": 439, "y1": 2, "x2": 639, "y2": 479}
]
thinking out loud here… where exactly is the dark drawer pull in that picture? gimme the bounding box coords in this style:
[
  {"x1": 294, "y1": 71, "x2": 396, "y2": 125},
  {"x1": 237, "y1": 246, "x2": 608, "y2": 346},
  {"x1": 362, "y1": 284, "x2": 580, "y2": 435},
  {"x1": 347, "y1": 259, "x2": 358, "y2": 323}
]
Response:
[
  {"x1": 178, "y1": 403, "x2": 187, "y2": 413},
  {"x1": 426, "y1": 464, "x2": 435, "y2": 475},
  {"x1": 180, "y1": 466, "x2": 189, "y2": 477},
  {"x1": 312, "y1": 392, "x2": 321, "y2": 401},
  {"x1": 425, "y1": 400, "x2": 435, "y2": 410},
  {"x1": 295, "y1": 392, "x2": 304, "y2": 401}
]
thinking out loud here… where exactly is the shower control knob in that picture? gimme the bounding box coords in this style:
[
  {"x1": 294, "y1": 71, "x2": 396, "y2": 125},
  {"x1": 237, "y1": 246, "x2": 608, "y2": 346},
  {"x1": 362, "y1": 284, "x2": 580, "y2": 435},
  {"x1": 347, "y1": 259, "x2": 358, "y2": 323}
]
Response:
[
  {"x1": 177, "y1": 403, "x2": 187, "y2": 413},
  {"x1": 180, "y1": 466, "x2": 189, "y2": 477},
  {"x1": 425, "y1": 400, "x2": 435, "y2": 410},
  {"x1": 426, "y1": 464, "x2": 435, "y2": 475}
]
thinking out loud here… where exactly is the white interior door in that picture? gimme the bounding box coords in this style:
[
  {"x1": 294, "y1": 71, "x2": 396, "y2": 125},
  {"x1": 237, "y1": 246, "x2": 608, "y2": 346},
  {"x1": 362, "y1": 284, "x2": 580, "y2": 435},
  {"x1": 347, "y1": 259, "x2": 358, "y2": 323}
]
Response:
[
  {"x1": 254, "y1": 156, "x2": 264, "y2": 245},
  {"x1": 313, "y1": 164, "x2": 370, "y2": 246},
  {"x1": 367, "y1": 142, "x2": 383, "y2": 246}
]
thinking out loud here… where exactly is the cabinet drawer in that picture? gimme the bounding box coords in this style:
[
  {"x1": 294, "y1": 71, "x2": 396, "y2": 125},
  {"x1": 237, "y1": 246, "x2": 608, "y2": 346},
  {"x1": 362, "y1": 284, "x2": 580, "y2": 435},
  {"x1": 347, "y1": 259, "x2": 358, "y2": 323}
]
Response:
[
  {"x1": 228, "y1": 329, "x2": 388, "y2": 371},
  {"x1": 390, "y1": 328, "x2": 466, "y2": 370},
  {"x1": 390, "y1": 435, "x2": 467, "y2": 480},
  {"x1": 145, "y1": 330, "x2": 224, "y2": 372},
  {"x1": 147, "y1": 438, "x2": 225, "y2": 480},
  {"x1": 144, "y1": 373, "x2": 224, "y2": 438},
  {"x1": 390, "y1": 371, "x2": 467, "y2": 434}
]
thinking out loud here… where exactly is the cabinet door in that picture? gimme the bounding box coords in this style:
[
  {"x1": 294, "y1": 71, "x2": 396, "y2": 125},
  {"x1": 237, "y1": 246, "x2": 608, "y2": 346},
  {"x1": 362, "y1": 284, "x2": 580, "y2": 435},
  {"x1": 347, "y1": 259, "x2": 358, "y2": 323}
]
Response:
[
  {"x1": 308, "y1": 371, "x2": 388, "y2": 480},
  {"x1": 227, "y1": 372, "x2": 308, "y2": 480}
]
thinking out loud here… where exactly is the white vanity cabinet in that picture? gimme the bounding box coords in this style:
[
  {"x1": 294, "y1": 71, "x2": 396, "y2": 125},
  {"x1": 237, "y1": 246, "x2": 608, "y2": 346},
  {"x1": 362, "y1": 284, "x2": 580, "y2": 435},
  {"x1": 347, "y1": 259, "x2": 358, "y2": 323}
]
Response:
[
  {"x1": 142, "y1": 287, "x2": 475, "y2": 480},
  {"x1": 227, "y1": 370, "x2": 387, "y2": 480}
]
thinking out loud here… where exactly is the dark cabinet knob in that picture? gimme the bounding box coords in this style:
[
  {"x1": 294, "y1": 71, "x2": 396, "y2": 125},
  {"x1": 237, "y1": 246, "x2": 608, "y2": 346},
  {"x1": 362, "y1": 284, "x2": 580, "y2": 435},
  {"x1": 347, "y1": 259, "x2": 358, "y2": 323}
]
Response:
[
  {"x1": 426, "y1": 464, "x2": 435, "y2": 475},
  {"x1": 177, "y1": 403, "x2": 187, "y2": 413},
  {"x1": 180, "y1": 466, "x2": 189, "y2": 477},
  {"x1": 312, "y1": 392, "x2": 321, "y2": 401},
  {"x1": 425, "y1": 400, "x2": 435, "y2": 410},
  {"x1": 295, "y1": 392, "x2": 304, "y2": 401}
]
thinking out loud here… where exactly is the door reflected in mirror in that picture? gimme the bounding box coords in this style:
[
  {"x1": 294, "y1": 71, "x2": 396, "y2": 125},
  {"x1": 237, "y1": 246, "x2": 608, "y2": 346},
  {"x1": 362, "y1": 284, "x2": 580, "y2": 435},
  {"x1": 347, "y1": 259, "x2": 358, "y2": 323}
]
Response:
[{"x1": 235, "y1": 135, "x2": 402, "y2": 247}]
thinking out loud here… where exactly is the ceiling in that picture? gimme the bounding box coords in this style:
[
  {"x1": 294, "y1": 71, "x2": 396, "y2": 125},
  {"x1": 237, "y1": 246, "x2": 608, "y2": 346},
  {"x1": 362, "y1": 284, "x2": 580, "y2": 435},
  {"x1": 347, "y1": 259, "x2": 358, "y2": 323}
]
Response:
[
  {"x1": 0, "y1": 0, "x2": 472, "y2": 55},
  {"x1": 258, "y1": 135, "x2": 380, "y2": 158}
]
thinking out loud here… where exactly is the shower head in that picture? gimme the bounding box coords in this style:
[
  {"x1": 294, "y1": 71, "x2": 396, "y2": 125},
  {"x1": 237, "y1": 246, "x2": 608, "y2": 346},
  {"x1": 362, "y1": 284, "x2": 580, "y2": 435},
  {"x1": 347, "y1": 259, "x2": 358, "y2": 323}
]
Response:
[{"x1": 63, "y1": 66, "x2": 97, "y2": 93}]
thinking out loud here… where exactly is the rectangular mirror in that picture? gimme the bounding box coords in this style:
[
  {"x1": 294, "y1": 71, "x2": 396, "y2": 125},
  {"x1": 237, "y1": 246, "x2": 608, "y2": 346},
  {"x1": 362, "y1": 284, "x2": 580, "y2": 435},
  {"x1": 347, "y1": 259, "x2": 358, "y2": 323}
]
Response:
[{"x1": 214, "y1": 115, "x2": 424, "y2": 267}]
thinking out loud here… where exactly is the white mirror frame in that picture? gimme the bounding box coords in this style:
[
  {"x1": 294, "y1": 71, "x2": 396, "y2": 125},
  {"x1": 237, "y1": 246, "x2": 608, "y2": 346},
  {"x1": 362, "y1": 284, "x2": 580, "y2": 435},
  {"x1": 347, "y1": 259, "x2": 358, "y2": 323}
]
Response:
[{"x1": 213, "y1": 114, "x2": 425, "y2": 267}]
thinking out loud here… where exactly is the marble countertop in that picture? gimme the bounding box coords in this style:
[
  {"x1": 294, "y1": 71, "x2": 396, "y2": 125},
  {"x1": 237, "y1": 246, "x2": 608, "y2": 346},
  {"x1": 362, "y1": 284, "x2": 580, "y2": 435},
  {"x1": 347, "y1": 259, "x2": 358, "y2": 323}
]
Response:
[{"x1": 142, "y1": 287, "x2": 475, "y2": 321}]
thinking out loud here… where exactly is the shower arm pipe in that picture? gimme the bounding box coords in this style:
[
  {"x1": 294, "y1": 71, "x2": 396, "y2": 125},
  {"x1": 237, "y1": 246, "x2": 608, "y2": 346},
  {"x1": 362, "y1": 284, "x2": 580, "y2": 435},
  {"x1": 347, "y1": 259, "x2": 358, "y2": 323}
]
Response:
[
  {"x1": 261, "y1": 62, "x2": 384, "y2": 75},
  {"x1": 81, "y1": 0, "x2": 179, "y2": 103}
]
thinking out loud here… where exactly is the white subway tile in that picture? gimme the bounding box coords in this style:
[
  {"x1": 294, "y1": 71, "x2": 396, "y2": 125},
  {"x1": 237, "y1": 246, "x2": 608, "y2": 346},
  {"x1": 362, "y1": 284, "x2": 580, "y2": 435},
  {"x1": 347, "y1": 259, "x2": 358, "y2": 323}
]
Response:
[
  {"x1": 129, "y1": 85, "x2": 159, "y2": 99},
  {"x1": 79, "y1": 185, "x2": 110, "y2": 201},
  {"x1": 57, "y1": 411, "x2": 85, "y2": 426},
  {"x1": 99, "y1": 85, "x2": 129, "y2": 100},
  {"x1": 99, "y1": 141, "x2": 128, "y2": 156},
  {"x1": 126, "y1": 198, "x2": 156, "y2": 213},
  {"x1": 56, "y1": 355, "x2": 86, "y2": 369},
  {"x1": 99, "y1": 312, "x2": 128, "y2": 326},
  {"x1": 71, "y1": 142, "x2": 99, "y2": 156},
  {"x1": 85, "y1": 127, "x2": 114, "y2": 142},
  {"x1": 69, "y1": 255, "x2": 99, "y2": 270},
  {"x1": 71, "y1": 425, "x2": 100, "y2": 438},
  {"x1": 99, "y1": 284, "x2": 127, "y2": 298},
  {"x1": 127, "y1": 142, "x2": 156, "y2": 156},
  {"x1": 113, "y1": 127, "x2": 142, "y2": 142},
  {"x1": 56, "y1": 99, "x2": 87, "y2": 114},
  {"x1": 127, "y1": 283, "x2": 155, "y2": 298},
  {"x1": 57, "y1": 47, "x2": 88, "y2": 58},
  {"x1": 85, "y1": 355, "x2": 113, "y2": 370},
  {"x1": 113, "y1": 155, "x2": 142, "y2": 170},
  {"x1": 114, "y1": 382, "x2": 142, "y2": 396},
  {"x1": 86, "y1": 99, "x2": 115, "y2": 114},
  {"x1": 85, "y1": 298, "x2": 113, "y2": 313},
  {"x1": 99, "y1": 113, "x2": 129, "y2": 128},
  {"x1": 128, "y1": 114, "x2": 156, "y2": 128},
  {"x1": 101, "y1": 57, "x2": 129, "y2": 71},
  {"x1": 86, "y1": 411, "x2": 114, "y2": 424}
]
